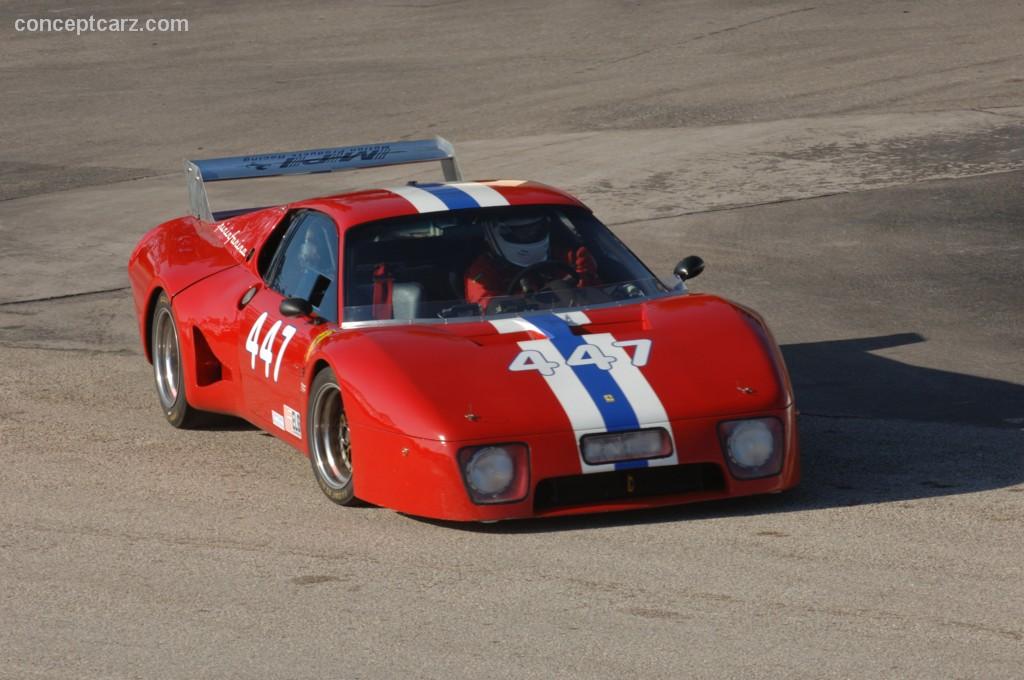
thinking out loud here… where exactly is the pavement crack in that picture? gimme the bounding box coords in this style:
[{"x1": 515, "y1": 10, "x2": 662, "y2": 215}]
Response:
[
  {"x1": 972, "y1": 107, "x2": 1024, "y2": 120},
  {"x1": 694, "y1": 6, "x2": 817, "y2": 42},
  {"x1": 609, "y1": 192, "x2": 846, "y2": 226},
  {"x1": 576, "y1": 6, "x2": 815, "y2": 73},
  {"x1": 0, "y1": 286, "x2": 129, "y2": 306},
  {"x1": 379, "y1": 0, "x2": 467, "y2": 7},
  {"x1": 0, "y1": 343, "x2": 134, "y2": 355},
  {"x1": 0, "y1": 170, "x2": 175, "y2": 203},
  {"x1": 608, "y1": 167, "x2": 1024, "y2": 227}
]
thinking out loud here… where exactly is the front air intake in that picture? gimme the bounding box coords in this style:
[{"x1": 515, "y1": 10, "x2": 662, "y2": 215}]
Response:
[{"x1": 533, "y1": 464, "x2": 725, "y2": 512}]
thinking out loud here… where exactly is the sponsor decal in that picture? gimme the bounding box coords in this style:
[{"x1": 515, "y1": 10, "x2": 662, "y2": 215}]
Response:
[
  {"x1": 214, "y1": 222, "x2": 248, "y2": 257},
  {"x1": 243, "y1": 146, "x2": 392, "y2": 172},
  {"x1": 271, "y1": 410, "x2": 285, "y2": 430},
  {"x1": 304, "y1": 328, "x2": 337, "y2": 362},
  {"x1": 283, "y1": 405, "x2": 302, "y2": 438}
]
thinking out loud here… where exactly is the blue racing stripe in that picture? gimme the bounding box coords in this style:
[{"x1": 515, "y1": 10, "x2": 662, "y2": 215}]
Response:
[
  {"x1": 416, "y1": 183, "x2": 479, "y2": 210},
  {"x1": 614, "y1": 459, "x2": 650, "y2": 471},
  {"x1": 527, "y1": 314, "x2": 640, "y2": 432}
]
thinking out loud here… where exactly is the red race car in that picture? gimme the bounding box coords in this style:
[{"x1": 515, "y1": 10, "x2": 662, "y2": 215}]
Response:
[{"x1": 129, "y1": 137, "x2": 799, "y2": 521}]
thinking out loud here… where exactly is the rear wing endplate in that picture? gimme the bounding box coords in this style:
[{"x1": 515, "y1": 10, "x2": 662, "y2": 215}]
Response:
[{"x1": 185, "y1": 136, "x2": 462, "y2": 222}]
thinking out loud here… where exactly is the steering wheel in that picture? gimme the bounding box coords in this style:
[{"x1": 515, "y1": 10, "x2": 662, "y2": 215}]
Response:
[{"x1": 506, "y1": 260, "x2": 580, "y2": 295}]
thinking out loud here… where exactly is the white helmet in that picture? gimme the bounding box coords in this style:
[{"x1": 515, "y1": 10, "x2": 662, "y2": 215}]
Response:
[{"x1": 487, "y1": 215, "x2": 550, "y2": 267}]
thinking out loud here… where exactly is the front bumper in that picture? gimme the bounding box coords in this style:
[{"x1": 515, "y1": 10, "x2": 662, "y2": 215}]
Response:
[{"x1": 348, "y1": 404, "x2": 799, "y2": 522}]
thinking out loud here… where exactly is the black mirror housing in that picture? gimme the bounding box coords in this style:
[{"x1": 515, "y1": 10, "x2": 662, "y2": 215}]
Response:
[
  {"x1": 280, "y1": 297, "x2": 314, "y2": 318},
  {"x1": 674, "y1": 255, "x2": 705, "y2": 281}
]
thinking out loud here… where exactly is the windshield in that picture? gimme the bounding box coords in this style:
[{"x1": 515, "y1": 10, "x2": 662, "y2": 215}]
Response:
[{"x1": 343, "y1": 205, "x2": 673, "y2": 324}]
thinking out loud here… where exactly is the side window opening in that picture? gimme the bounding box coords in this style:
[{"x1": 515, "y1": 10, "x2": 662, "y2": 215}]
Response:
[
  {"x1": 257, "y1": 211, "x2": 298, "y2": 280},
  {"x1": 262, "y1": 210, "x2": 340, "y2": 323}
]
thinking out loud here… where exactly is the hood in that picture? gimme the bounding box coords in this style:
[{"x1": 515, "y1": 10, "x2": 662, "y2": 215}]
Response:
[{"x1": 326, "y1": 293, "x2": 791, "y2": 441}]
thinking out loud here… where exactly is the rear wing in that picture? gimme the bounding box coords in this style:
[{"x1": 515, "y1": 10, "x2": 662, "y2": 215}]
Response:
[{"x1": 185, "y1": 136, "x2": 462, "y2": 222}]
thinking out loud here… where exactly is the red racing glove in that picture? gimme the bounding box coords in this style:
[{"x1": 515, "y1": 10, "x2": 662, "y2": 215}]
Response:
[{"x1": 574, "y1": 246, "x2": 599, "y2": 287}]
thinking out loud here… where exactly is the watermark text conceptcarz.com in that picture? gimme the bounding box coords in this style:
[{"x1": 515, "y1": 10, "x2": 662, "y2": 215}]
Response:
[{"x1": 14, "y1": 16, "x2": 189, "y2": 35}]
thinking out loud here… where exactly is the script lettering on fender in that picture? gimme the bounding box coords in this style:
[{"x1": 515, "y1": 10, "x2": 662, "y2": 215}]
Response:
[{"x1": 214, "y1": 222, "x2": 248, "y2": 257}]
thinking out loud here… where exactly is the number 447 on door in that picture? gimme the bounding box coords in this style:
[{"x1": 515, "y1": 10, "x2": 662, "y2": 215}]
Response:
[{"x1": 245, "y1": 312, "x2": 297, "y2": 382}]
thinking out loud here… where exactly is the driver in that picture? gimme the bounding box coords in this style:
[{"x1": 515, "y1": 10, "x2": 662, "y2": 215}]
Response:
[{"x1": 464, "y1": 213, "x2": 599, "y2": 310}]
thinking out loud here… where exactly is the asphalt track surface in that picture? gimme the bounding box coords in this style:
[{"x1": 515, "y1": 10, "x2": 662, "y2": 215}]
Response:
[{"x1": 1, "y1": 2, "x2": 1022, "y2": 678}]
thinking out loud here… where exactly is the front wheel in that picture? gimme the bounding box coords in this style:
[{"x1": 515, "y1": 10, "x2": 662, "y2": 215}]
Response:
[
  {"x1": 308, "y1": 368, "x2": 358, "y2": 505},
  {"x1": 151, "y1": 293, "x2": 206, "y2": 428}
]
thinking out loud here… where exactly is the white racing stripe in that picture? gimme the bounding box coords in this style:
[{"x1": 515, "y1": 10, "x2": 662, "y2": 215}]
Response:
[
  {"x1": 487, "y1": 180, "x2": 527, "y2": 187},
  {"x1": 492, "y1": 313, "x2": 676, "y2": 473},
  {"x1": 584, "y1": 333, "x2": 678, "y2": 468},
  {"x1": 387, "y1": 185, "x2": 449, "y2": 213},
  {"x1": 489, "y1": 311, "x2": 588, "y2": 336},
  {"x1": 388, "y1": 181, "x2": 511, "y2": 214},
  {"x1": 584, "y1": 333, "x2": 668, "y2": 425},
  {"x1": 489, "y1": 318, "x2": 538, "y2": 335},
  {"x1": 491, "y1": 314, "x2": 604, "y2": 433},
  {"x1": 518, "y1": 337, "x2": 607, "y2": 435}
]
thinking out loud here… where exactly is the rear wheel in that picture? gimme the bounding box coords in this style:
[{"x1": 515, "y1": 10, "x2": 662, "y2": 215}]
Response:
[
  {"x1": 151, "y1": 293, "x2": 206, "y2": 428},
  {"x1": 308, "y1": 368, "x2": 358, "y2": 505}
]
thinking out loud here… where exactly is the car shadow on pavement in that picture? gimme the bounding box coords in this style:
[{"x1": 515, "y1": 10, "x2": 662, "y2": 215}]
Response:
[
  {"x1": 195, "y1": 414, "x2": 260, "y2": 431},
  {"x1": 431, "y1": 332, "x2": 1024, "y2": 533},
  {"x1": 784, "y1": 332, "x2": 1023, "y2": 429}
]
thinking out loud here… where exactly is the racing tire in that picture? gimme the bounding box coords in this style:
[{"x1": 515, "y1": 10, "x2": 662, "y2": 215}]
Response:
[
  {"x1": 308, "y1": 368, "x2": 358, "y2": 506},
  {"x1": 150, "y1": 293, "x2": 206, "y2": 429}
]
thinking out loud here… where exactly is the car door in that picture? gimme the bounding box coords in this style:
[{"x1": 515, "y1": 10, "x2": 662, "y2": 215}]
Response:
[{"x1": 237, "y1": 209, "x2": 342, "y2": 442}]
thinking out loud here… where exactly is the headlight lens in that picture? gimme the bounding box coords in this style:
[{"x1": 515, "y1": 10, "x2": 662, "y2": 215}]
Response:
[
  {"x1": 718, "y1": 417, "x2": 783, "y2": 479},
  {"x1": 581, "y1": 428, "x2": 672, "y2": 465},
  {"x1": 458, "y1": 444, "x2": 530, "y2": 504},
  {"x1": 467, "y1": 447, "x2": 514, "y2": 494}
]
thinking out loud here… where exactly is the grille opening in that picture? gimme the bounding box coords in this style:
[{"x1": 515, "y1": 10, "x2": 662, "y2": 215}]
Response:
[{"x1": 533, "y1": 463, "x2": 725, "y2": 512}]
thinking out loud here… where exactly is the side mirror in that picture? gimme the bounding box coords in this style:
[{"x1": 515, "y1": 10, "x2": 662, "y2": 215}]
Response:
[
  {"x1": 280, "y1": 297, "x2": 313, "y2": 318},
  {"x1": 673, "y1": 255, "x2": 705, "y2": 281}
]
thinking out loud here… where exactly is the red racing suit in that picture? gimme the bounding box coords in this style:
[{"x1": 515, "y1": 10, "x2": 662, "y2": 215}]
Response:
[{"x1": 464, "y1": 246, "x2": 599, "y2": 310}]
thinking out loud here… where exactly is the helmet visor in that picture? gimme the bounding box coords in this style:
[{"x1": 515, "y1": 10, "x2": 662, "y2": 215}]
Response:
[{"x1": 497, "y1": 217, "x2": 549, "y2": 244}]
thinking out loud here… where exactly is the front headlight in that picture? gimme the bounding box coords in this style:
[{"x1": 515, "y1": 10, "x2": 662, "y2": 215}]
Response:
[
  {"x1": 458, "y1": 444, "x2": 530, "y2": 504},
  {"x1": 718, "y1": 417, "x2": 783, "y2": 479}
]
